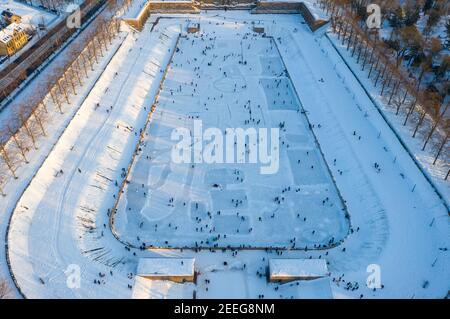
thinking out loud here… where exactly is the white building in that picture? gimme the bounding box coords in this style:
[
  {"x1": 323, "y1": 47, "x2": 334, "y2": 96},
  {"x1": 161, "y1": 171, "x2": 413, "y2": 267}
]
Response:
[{"x1": 269, "y1": 258, "x2": 329, "y2": 282}]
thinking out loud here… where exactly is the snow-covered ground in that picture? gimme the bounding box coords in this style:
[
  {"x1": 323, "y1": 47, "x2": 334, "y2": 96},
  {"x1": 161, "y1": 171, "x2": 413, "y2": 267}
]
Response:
[
  {"x1": 3, "y1": 11, "x2": 449, "y2": 299},
  {"x1": 123, "y1": 0, "x2": 149, "y2": 19}
]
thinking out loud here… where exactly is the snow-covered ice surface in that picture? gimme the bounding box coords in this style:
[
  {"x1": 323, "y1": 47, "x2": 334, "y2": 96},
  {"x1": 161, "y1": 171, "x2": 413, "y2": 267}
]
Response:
[
  {"x1": 114, "y1": 27, "x2": 350, "y2": 249},
  {"x1": 4, "y1": 12, "x2": 449, "y2": 299},
  {"x1": 123, "y1": 0, "x2": 148, "y2": 19}
]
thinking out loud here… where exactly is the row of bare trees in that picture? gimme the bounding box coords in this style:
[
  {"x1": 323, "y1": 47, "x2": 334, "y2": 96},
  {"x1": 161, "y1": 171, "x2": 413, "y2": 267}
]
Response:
[
  {"x1": 319, "y1": 0, "x2": 449, "y2": 178},
  {"x1": 0, "y1": 16, "x2": 121, "y2": 196}
]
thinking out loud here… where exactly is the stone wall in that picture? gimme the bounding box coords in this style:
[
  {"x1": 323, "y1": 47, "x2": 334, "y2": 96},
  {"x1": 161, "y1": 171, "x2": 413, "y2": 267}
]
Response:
[
  {"x1": 252, "y1": 1, "x2": 302, "y2": 14},
  {"x1": 123, "y1": 0, "x2": 328, "y2": 32}
]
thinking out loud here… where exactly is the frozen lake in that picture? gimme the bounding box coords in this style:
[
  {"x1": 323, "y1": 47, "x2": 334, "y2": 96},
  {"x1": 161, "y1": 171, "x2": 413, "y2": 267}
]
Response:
[{"x1": 114, "y1": 23, "x2": 349, "y2": 249}]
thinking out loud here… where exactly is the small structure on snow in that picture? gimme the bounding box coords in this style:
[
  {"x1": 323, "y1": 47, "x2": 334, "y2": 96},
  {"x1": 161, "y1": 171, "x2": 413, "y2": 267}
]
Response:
[{"x1": 269, "y1": 258, "x2": 329, "y2": 282}]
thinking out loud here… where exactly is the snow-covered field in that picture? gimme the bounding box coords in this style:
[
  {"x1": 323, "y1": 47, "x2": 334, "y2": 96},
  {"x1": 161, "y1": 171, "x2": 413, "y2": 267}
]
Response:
[
  {"x1": 2, "y1": 11, "x2": 449, "y2": 299},
  {"x1": 0, "y1": 0, "x2": 57, "y2": 28}
]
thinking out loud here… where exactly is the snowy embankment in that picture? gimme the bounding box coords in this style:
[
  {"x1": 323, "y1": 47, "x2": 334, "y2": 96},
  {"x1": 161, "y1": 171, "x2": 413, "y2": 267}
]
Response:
[
  {"x1": 112, "y1": 30, "x2": 349, "y2": 249},
  {"x1": 0, "y1": 32, "x2": 127, "y2": 298},
  {"x1": 271, "y1": 21, "x2": 449, "y2": 297},
  {"x1": 7, "y1": 22, "x2": 182, "y2": 298}
]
